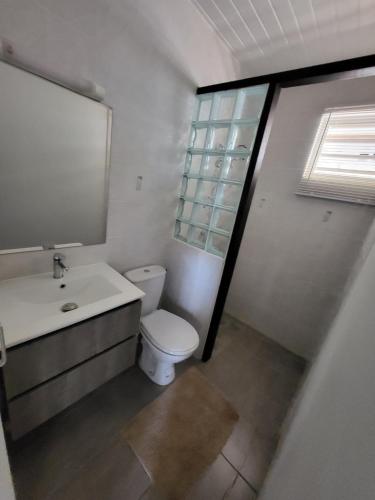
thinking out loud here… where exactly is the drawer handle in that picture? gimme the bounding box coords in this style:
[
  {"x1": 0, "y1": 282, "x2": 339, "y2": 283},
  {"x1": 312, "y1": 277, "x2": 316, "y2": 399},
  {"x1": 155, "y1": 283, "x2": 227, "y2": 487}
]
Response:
[{"x1": 0, "y1": 324, "x2": 7, "y2": 367}]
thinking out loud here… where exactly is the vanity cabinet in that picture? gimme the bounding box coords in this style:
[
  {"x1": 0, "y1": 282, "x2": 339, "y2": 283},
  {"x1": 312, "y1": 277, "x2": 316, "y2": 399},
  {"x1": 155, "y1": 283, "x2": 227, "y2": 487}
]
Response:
[{"x1": 3, "y1": 301, "x2": 141, "y2": 439}]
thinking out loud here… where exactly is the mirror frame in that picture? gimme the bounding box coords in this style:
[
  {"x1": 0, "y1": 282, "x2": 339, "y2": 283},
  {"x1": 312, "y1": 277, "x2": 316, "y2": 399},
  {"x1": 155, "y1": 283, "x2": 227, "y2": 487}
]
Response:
[{"x1": 0, "y1": 59, "x2": 112, "y2": 255}]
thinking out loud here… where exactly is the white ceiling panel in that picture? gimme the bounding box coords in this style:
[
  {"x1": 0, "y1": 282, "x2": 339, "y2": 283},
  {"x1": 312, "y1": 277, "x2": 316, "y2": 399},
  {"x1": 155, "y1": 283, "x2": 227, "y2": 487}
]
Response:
[{"x1": 191, "y1": 0, "x2": 375, "y2": 76}]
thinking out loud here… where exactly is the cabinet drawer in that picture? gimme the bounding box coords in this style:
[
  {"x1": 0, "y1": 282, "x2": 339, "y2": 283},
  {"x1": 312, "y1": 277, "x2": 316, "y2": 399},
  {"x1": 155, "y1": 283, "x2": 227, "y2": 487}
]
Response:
[
  {"x1": 4, "y1": 301, "x2": 141, "y2": 399},
  {"x1": 8, "y1": 337, "x2": 137, "y2": 439}
]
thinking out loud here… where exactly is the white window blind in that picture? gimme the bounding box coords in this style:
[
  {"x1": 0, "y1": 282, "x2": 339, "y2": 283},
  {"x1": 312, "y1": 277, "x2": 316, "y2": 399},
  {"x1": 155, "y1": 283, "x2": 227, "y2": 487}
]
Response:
[{"x1": 296, "y1": 105, "x2": 375, "y2": 205}]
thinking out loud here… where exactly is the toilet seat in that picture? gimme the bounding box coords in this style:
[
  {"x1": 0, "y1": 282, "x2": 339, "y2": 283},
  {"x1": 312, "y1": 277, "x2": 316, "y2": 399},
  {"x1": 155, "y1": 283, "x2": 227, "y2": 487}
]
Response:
[{"x1": 140, "y1": 309, "x2": 199, "y2": 356}]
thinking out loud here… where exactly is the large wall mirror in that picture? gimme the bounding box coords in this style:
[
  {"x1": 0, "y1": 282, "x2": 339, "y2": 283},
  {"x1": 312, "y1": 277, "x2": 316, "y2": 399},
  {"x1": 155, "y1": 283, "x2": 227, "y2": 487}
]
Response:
[{"x1": 0, "y1": 61, "x2": 111, "y2": 254}]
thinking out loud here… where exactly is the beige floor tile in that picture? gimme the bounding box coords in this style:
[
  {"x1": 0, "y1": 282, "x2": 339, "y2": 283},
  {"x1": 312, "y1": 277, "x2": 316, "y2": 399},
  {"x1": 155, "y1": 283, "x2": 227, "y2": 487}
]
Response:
[
  {"x1": 205, "y1": 314, "x2": 306, "y2": 491},
  {"x1": 48, "y1": 438, "x2": 150, "y2": 500},
  {"x1": 222, "y1": 417, "x2": 278, "y2": 490},
  {"x1": 185, "y1": 454, "x2": 237, "y2": 500},
  {"x1": 223, "y1": 474, "x2": 257, "y2": 500}
]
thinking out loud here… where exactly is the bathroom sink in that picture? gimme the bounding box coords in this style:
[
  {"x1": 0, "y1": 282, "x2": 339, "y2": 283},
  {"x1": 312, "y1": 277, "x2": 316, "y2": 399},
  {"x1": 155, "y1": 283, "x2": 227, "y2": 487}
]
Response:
[
  {"x1": 0, "y1": 263, "x2": 144, "y2": 348},
  {"x1": 14, "y1": 273, "x2": 121, "y2": 306}
]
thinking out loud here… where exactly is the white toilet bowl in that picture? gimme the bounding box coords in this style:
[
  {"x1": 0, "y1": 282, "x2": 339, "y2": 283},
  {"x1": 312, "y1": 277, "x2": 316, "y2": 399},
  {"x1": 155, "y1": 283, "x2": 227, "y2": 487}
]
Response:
[
  {"x1": 124, "y1": 266, "x2": 200, "y2": 385},
  {"x1": 139, "y1": 309, "x2": 199, "y2": 385}
]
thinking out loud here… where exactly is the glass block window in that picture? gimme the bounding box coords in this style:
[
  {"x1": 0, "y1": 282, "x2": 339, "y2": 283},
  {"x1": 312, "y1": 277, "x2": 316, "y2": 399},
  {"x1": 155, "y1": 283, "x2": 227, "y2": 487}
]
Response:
[{"x1": 175, "y1": 84, "x2": 269, "y2": 258}]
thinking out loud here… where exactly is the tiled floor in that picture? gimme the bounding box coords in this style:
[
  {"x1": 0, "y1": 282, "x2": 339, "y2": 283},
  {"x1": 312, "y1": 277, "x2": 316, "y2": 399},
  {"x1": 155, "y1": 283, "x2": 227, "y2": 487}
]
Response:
[{"x1": 9, "y1": 314, "x2": 305, "y2": 500}]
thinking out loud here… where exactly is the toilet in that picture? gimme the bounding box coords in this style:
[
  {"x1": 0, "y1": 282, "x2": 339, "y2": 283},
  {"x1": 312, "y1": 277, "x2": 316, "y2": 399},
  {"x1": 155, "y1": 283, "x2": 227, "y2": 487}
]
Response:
[{"x1": 124, "y1": 265, "x2": 199, "y2": 385}]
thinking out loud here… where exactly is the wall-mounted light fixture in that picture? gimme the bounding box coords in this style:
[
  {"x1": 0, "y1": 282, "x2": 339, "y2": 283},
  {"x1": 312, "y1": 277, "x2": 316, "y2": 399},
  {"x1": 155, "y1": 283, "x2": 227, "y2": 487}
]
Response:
[{"x1": 0, "y1": 38, "x2": 105, "y2": 102}]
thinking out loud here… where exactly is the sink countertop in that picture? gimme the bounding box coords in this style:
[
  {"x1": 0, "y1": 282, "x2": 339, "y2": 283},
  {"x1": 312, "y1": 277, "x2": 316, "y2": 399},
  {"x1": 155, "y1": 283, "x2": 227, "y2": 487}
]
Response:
[{"x1": 0, "y1": 262, "x2": 145, "y2": 348}]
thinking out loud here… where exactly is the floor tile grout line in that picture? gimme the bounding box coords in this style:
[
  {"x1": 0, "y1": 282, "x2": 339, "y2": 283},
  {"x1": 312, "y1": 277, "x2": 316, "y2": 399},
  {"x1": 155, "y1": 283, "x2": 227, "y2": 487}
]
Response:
[
  {"x1": 138, "y1": 485, "x2": 152, "y2": 500},
  {"x1": 236, "y1": 469, "x2": 259, "y2": 495},
  {"x1": 220, "y1": 452, "x2": 258, "y2": 495},
  {"x1": 222, "y1": 471, "x2": 238, "y2": 500}
]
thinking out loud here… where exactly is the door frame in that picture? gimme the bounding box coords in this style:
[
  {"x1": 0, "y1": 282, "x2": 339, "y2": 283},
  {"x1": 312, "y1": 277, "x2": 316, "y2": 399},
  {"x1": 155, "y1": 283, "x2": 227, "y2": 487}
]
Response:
[{"x1": 201, "y1": 54, "x2": 375, "y2": 361}]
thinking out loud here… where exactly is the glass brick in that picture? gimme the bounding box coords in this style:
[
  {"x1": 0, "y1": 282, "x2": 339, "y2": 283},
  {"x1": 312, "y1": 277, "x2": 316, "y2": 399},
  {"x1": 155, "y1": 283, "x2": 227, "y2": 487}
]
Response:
[
  {"x1": 189, "y1": 226, "x2": 208, "y2": 249},
  {"x1": 222, "y1": 156, "x2": 248, "y2": 182},
  {"x1": 197, "y1": 97, "x2": 212, "y2": 121},
  {"x1": 178, "y1": 176, "x2": 187, "y2": 196},
  {"x1": 212, "y1": 208, "x2": 236, "y2": 233},
  {"x1": 186, "y1": 154, "x2": 203, "y2": 175},
  {"x1": 196, "y1": 180, "x2": 217, "y2": 203},
  {"x1": 175, "y1": 221, "x2": 189, "y2": 242},
  {"x1": 184, "y1": 178, "x2": 198, "y2": 199},
  {"x1": 214, "y1": 93, "x2": 236, "y2": 120},
  {"x1": 210, "y1": 126, "x2": 230, "y2": 150},
  {"x1": 201, "y1": 155, "x2": 223, "y2": 179},
  {"x1": 235, "y1": 85, "x2": 267, "y2": 119},
  {"x1": 231, "y1": 124, "x2": 257, "y2": 151},
  {"x1": 216, "y1": 182, "x2": 242, "y2": 208},
  {"x1": 191, "y1": 203, "x2": 212, "y2": 226},
  {"x1": 191, "y1": 126, "x2": 208, "y2": 149},
  {"x1": 207, "y1": 232, "x2": 229, "y2": 257},
  {"x1": 178, "y1": 199, "x2": 193, "y2": 221}
]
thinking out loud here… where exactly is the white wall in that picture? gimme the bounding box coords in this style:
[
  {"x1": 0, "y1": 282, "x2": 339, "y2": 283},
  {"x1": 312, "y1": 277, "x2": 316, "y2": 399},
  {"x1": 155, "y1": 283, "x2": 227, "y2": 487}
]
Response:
[
  {"x1": 259, "y1": 222, "x2": 375, "y2": 500},
  {"x1": 225, "y1": 76, "x2": 375, "y2": 359},
  {"x1": 163, "y1": 239, "x2": 224, "y2": 358},
  {"x1": 0, "y1": 1, "x2": 237, "y2": 489},
  {"x1": 0, "y1": 0, "x2": 238, "y2": 282}
]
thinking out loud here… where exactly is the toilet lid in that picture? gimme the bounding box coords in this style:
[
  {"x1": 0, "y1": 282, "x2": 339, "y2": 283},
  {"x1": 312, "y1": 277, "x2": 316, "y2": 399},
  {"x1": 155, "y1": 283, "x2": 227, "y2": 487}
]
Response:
[{"x1": 141, "y1": 309, "x2": 199, "y2": 355}]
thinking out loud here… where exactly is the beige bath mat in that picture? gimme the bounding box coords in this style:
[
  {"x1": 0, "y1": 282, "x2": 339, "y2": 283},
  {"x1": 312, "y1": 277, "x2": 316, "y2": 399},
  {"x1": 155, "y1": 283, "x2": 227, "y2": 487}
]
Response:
[{"x1": 123, "y1": 366, "x2": 238, "y2": 499}]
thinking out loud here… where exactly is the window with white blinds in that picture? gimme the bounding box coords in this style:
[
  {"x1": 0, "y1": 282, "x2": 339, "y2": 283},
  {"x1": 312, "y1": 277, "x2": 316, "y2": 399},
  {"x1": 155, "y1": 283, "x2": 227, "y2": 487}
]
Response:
[{"x1": 296, "y1": 105, "x2": 375, "y2": 205}]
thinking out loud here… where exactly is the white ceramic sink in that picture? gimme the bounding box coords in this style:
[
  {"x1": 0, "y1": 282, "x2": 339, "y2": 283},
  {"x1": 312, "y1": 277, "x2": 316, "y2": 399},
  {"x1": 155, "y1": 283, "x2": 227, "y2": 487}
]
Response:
[{"x1": 0, "y1": 263, "x2": 144, "y2": 348}]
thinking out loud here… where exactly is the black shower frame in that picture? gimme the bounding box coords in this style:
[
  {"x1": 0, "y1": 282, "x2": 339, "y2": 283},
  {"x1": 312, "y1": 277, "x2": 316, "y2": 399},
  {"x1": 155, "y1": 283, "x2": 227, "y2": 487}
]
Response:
[{"x1": 200, "y1": 54, "x2": 375, "y2": 362}]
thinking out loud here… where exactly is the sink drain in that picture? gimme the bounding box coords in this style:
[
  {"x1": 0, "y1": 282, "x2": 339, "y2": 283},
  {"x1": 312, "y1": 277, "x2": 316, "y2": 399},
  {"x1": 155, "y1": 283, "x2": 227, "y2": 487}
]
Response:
[{"x1": 61, "y1": 302, "x2": 79, "y2": 312}]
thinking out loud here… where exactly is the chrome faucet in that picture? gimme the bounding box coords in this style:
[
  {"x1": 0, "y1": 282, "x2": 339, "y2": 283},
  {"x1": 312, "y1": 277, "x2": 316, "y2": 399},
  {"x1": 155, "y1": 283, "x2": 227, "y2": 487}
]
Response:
[{"x1": 53, "y1": 253, "x2": 69, "y2": 279}]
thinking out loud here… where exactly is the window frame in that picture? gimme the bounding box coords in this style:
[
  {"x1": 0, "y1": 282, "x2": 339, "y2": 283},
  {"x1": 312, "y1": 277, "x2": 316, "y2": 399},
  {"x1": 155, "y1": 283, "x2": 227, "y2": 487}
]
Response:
[{"x1": 296, "y1": 104, "x2": 375, "y2": 205}]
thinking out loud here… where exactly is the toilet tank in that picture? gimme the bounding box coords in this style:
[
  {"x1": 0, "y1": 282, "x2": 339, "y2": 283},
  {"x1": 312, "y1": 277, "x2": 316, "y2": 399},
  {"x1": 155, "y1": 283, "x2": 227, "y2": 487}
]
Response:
[{"x1": 124, "y1": 265, "x2": 166, "y2": 316}]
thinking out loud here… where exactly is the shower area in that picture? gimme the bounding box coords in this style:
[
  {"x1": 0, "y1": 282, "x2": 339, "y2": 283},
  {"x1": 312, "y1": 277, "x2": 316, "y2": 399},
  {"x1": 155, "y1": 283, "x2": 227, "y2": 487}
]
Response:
[{"x1": 223, "y1": 75, "x2": 375, "y2": 361}]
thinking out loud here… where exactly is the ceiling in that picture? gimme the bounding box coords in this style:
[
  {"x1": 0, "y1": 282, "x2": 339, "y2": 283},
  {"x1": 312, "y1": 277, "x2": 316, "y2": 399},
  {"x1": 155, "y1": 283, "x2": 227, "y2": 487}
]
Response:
[{"x1": 192, "y1": 0, "x2": 375, "y2": 76}]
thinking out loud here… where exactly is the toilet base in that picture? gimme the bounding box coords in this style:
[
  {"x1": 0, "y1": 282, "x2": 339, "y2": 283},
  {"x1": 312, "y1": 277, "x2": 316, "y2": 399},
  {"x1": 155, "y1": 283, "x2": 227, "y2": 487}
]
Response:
[{"x1": 139, "y1": 340, "x2": 176, "y2": 386}]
